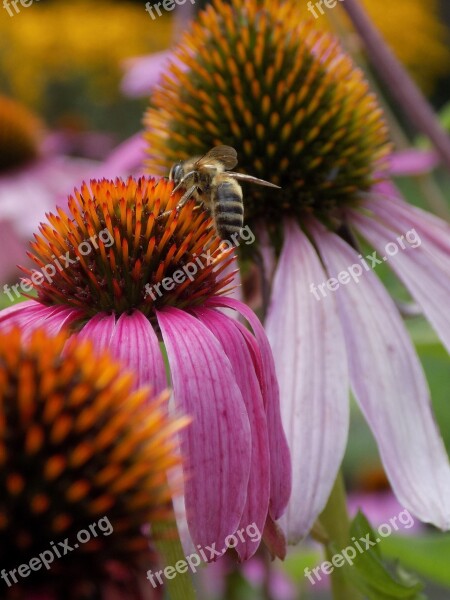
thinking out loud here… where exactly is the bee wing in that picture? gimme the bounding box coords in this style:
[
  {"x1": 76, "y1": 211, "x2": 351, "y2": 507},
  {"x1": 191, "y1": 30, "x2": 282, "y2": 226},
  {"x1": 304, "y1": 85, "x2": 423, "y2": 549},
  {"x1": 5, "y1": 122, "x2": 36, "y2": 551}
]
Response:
[
  {"x1": 228, "y1": 172, "x2": 281, "y2": 188},
  {"x1": 196, "y1": 145, "x2": 238, "y2": 170}
]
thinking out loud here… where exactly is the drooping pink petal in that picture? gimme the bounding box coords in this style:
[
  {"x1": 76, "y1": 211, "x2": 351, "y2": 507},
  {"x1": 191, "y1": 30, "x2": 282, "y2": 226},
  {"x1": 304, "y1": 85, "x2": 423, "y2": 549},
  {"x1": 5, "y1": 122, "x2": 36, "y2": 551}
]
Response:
[
  {"x1": 109, "y1": 311, "x2": 166, "y2": 393},
  {"x1": 77, "y1": 311, "x2": 166, "y2": 393},
  {"x1": 193, "y1": 306, "x2": 270, "y2": 561},
  {"x1": 207, "y1": 296, "x2": 291, "y2": 523},
  {"x1": 362, "y1": 193, "x2": 450, "y2": 263},
  {"x1": 350, "y1": 207, "x2": 450, "y2": 353},
  {"x1": 157, "y1": 306, "x2": 252, "y2": 553},
  {"x1": 263, "y1": 221, "x2": 349, "y2": 543},
  {"x1": 388, "y1": 149, "x2": 439, "y2": 176},
  {"x1": 312, "y1": 225, "x2": 450, "y2": 530},
  {"x1": 0, "y1": 300, "x2": 82, "y2": 337}
]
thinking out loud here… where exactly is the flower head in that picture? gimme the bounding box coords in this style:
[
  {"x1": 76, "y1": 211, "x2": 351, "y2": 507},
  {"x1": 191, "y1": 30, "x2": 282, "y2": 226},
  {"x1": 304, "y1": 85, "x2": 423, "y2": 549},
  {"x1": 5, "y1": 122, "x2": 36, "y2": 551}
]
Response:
[
  {"x1": 145, "y1": 0, "x2": 390, "y2": 238},
  {"x1": 25, "y1": 176, "x2": 234, "y2": 319},
  {"x1": 144, "y1": 0, "x2": 450, "y2": 543},
  {"x1": 0, "y1": 326, "x2": 184, "y2": 599},
  {"x1": 0, "y1": 95, "x2": 43, "y2": 173},
  {"x1": 0, "y1": 175, "x2": 291, "y2": 560}
]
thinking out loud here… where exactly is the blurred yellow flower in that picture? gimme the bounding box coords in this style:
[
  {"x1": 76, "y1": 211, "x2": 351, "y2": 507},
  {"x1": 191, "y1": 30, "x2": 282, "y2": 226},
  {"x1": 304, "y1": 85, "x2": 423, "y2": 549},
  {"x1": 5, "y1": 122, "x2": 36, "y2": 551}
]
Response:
[
  {"x1": 0, "y1": 0, "x2": 172, "y2": 108},
  {"x1": 332, "y1": 0, "x2": 450, "y2": 93}
]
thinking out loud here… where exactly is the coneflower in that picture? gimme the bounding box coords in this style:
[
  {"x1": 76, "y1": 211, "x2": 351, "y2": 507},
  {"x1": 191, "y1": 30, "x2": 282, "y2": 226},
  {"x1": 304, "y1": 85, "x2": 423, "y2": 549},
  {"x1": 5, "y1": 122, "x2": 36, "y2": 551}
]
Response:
[
  {"x1": 0, "y1": 326, "x2": 185, "y2": 600},
  {"x1": 144, "y1": 0, "x2": 450, "y2": 543},
  {"x1": 0, "y1": 176, "x2": 291, "y2": 560}
]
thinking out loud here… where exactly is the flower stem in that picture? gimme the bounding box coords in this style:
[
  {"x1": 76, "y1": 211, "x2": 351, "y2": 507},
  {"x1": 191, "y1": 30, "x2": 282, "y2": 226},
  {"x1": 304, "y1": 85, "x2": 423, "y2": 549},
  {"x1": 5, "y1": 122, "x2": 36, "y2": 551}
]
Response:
[
  {"x1": 342, "y1": 0, "x2": 450, "y2": 171},
  {"x1": 153, "y1": 499, "x2": 198, "y2": 600},
  {"x1": 318, "y1": 472, "x2": 363, "y2": 600}
]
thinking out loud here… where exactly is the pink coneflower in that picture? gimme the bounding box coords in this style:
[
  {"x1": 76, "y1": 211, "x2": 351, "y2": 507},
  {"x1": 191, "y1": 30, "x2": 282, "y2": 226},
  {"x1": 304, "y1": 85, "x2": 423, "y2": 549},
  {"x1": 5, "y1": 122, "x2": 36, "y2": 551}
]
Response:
[
  {"x1": 0, "y1": 176, "x2": 291, "y2": 560},
  {"x1": 143, "y1": 0, "x2": 450, "y2": 543},
  {"x1": 0, "y1": 95, "x2": 94, "y2": 284}
]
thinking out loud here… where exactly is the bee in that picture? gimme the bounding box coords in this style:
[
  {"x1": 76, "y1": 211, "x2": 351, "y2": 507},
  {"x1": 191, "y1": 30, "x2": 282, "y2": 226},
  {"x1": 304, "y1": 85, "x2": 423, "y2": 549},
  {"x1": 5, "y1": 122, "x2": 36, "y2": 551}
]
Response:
[{"x1": 166, "y1": 145, "x2": 280, "y2": 239}]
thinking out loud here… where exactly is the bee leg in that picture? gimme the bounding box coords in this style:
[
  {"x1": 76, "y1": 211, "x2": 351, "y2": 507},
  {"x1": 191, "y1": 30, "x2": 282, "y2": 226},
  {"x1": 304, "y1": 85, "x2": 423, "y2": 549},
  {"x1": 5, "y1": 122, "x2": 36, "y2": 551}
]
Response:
[{"x1": 157, "y1": 185, "x2": 198, "y2": 220}]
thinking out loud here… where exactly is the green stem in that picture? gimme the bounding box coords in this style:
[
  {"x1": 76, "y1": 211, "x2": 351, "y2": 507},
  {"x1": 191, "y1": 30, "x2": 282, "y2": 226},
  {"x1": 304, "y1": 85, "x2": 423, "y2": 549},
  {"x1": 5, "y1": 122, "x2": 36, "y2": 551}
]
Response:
[
  {"x1": 318, "y1": 472, "x2": 363, "y2": 600},
  {"x1": 153, "y1": 499, "x2": 198, "y2": 600}
]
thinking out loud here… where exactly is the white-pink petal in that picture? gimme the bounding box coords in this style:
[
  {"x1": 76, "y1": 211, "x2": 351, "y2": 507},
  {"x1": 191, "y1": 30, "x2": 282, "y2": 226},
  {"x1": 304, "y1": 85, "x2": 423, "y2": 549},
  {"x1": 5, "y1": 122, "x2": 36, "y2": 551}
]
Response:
[
  {"x1": 350, "y1": 207, "x2": 450, "y2": 353},
  {"x1": 312, "y1": 226, "x2": 450, "y2": 529},
  {"x1": 265, "y1": 221, "x2": 349, "y2": 543}
]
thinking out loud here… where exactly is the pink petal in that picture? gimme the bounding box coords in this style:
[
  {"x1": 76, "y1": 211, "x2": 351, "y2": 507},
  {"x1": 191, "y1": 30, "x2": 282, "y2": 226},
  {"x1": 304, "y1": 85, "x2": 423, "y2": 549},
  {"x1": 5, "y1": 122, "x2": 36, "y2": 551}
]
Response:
[
  {"x1": 312, "y1": 225, "x2": 450, "y2": 529},
  {"x1": 350, "y1": 206, "x2": 450, "y2": 353},
  {"x1": 109, "y1": 311, "x2": 166, "y2": 393},
  {"x1": 207, "y1": 296, "x2": 291, "y2": 522},
  {"x1": 157, "y1": 307, "x2": 252, "y2": 553},
  {"x1": 0, "y1": 300, "x2": 82, "y2": 337},
  {"x1": 95, "y1": 133, "x2": 147, "y2": 179},
  {"x1": 78, "y1": 311, "x2": 166, "y2": 394},
  {"x1": 264, "y1": 222, "x2": 349, "y2": 543},
  {"x1": 121, "y1": 50, "x2": 185, "y2": 98},
  {"x1": 193, "y1": 306, "x2": 270, "y2": 560},
  {"x1": 388, "y1": 149, "x2": 439, "y2": 176}
]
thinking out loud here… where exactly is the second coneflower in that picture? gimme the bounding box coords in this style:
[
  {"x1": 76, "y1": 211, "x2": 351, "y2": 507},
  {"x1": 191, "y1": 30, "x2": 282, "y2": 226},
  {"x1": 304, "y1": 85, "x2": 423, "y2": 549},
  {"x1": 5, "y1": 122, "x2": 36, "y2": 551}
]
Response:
[
  {"x1": 0, "y1": 176, "x2": 291, "y2": 560},
  {"x1": 144, "y1": 0, "x2": 450, "y2": 543},
  {"x1": 0, "y1": 326, "x2": 185, "y2": 600}
]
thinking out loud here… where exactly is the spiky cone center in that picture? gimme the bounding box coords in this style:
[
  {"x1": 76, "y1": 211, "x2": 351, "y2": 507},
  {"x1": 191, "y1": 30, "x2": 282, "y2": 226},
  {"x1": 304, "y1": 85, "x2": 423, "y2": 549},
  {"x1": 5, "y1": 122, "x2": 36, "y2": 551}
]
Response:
[
  {"x1": 23, "y1": 176, "x2": 236, "y2": 326},
  {"x1": 145, "y1": 0, "x2": 391, "y2": 234},
  {"x1": 0, "y1": 327, "x2": 186, "y2": 595},
  {"x1": 0, "y1": 95, "x2": 43, "y2": 172}
]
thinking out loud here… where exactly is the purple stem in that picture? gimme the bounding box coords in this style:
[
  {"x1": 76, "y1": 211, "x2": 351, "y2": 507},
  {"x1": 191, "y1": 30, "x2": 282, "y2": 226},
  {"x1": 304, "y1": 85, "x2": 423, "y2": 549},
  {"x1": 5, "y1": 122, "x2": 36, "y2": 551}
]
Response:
[{"x1": 342, "y1": 0, "x2": 450, "y2": 171}]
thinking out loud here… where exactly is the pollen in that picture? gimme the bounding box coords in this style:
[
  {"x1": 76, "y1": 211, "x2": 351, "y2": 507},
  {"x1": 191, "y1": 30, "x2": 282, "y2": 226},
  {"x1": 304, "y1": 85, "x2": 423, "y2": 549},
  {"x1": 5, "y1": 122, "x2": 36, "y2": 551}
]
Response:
[
  {"x1": 24, "y1": 177, "x2": 236, "y2": 323},
  {"x1": 0, "y1": 327, "x2": 187, "y2": 596},
  {"x1": 145, "y1": 0, "x2": 391, "y2": 232}
]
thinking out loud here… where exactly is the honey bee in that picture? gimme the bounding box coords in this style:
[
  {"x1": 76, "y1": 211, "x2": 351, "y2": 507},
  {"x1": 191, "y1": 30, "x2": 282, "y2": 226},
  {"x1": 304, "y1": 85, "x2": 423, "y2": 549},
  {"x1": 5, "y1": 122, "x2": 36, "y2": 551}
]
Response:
[{"x1": 166, "y1": 145, "x2": 280, "y2": 239}]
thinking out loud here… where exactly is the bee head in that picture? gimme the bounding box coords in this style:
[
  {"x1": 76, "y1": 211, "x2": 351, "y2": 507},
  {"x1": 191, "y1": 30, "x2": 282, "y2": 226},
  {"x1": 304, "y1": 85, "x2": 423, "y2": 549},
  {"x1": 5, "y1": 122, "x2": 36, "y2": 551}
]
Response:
[{"x1": 169, "y1": 161, "x2": 184, "y2": 185}]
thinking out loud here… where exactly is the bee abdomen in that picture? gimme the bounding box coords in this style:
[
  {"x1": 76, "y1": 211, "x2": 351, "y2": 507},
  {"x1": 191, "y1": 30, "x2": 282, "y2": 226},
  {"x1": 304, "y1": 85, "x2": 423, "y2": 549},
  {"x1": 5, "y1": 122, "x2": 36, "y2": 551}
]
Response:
[{"x1": 214, "y1": 181, "x2": 244, "y2": 238}]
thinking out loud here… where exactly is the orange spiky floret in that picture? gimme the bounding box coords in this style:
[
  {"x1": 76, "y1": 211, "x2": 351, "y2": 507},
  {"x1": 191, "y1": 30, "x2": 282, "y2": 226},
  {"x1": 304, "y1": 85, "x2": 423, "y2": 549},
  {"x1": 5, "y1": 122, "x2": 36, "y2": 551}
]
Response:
[
  {"x1": 22, "y1": 177, "x2": 237, "y2": 320},
  {"x1": 0, "y1": 95, "x2": 43, "y2": 172},
  {"x1": 0, "y1": 327, "x2": 187, "y2": 598},
  {"x1": 145, "y1": 0, "x2": 391, "y2": 229}
]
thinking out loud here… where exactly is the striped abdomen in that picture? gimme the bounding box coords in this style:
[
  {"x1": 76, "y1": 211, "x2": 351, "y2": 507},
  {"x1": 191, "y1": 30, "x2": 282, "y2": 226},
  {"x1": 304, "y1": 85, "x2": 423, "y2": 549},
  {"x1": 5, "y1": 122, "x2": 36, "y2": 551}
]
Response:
[{"x1": 213, "y1": 180, "x2": 244, "y2": 239}]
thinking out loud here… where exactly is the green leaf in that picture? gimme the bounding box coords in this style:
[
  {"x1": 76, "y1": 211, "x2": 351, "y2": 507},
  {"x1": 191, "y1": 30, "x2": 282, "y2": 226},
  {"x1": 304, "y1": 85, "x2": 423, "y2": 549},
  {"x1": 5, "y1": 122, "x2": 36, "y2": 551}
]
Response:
[
  {"x1": 382, "y1": 533, "x2": 450, "y2": 588},
  {"x1": 342, "y1": 511, "x2": 424, "y2": 600}
]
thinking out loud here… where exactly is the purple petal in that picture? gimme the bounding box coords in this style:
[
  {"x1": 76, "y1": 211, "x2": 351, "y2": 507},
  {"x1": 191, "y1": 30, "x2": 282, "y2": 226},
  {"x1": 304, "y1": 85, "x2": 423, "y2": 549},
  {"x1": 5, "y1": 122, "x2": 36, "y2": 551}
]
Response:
[
  {"x1": 0, "y1": 300, "x2": 82, "y2": 337},
  {"x1": 207, "y1": 296, "x2": 291, "y2": 522},
  {"x1": 121, "y1": 50, "x2": 185, "y2": 98},
  {"x1": 157, "y1": 307, "x2": 252, "y2": 553},
  {"x1": 388, "y1": 149, "x2": 439, "y2": 176},
  {"x1": 350, "y1": 204, "x2": 450, "y2": 353},
  {"x1": 265, "y1": 222, "x2": 349, "y2": 543},
  {"x1": 109, "y1": 311, "x2": 166, "y2": 393},
  {"x1": 193, "y1": 306, "x2": 270, "y2": 560},
  {"x1": 312, "y1": 225, "x2": 450, "y2": 529},
  {"x1": 95, "y1": 133, "x2": 147, "y2": 179}
]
